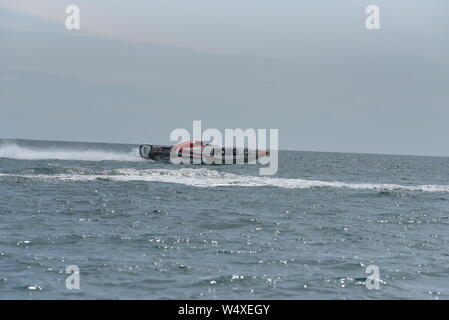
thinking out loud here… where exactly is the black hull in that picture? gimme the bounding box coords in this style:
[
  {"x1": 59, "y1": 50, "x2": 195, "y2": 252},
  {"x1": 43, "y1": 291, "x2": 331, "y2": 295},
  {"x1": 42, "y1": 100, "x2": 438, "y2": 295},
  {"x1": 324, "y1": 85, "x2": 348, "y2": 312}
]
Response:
[{"x1": 139, "y1": 144, "x2": 257, "y2": 164}]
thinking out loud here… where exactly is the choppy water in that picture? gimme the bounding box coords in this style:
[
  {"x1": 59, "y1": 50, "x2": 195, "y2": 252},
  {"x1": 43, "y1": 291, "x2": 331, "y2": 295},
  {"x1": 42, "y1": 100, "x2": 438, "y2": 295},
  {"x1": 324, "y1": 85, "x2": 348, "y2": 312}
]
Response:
[{"x1": 1, "y1": 139, "x2": 448, "y2": 299}]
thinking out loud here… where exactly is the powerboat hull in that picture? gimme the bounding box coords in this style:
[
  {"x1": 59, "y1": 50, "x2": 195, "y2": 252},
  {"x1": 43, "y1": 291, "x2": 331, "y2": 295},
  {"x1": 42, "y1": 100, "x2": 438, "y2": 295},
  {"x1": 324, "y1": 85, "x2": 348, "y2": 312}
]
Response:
[{"x1": 139, "y1": 143, "x2": 267, "y2": 164}]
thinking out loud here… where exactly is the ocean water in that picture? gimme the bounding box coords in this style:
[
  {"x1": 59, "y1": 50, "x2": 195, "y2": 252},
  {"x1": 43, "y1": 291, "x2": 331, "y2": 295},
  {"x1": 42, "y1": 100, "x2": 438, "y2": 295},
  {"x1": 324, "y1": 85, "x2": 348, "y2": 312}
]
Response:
[{"x1": 0, "y1": 139, "x2": 448, "y2": 299}]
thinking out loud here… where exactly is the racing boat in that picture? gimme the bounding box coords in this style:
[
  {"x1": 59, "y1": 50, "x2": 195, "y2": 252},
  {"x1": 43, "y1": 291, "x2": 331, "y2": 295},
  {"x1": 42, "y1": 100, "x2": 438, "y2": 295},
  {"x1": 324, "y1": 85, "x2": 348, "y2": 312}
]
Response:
[{"x1": 139, "y1": 140, "x2": 269, "y2": 164}]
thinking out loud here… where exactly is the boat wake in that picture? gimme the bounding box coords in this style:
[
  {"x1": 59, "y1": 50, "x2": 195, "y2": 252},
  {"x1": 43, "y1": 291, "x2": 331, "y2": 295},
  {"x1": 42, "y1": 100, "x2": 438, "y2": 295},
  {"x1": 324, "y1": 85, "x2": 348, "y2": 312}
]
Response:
[
  {"x1": 0, "y1": 143, "x2": 141, "y2": 162},
  {"x1": 1, "y1": 167, "x2": 449, "y2": 192}
]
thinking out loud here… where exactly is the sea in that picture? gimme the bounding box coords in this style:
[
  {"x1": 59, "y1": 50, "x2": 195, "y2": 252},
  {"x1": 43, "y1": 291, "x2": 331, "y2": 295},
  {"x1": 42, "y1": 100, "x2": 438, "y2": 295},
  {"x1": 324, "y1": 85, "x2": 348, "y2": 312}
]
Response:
[{"x1": 0, "y1": 139, "x2": 448, "y2": 299}]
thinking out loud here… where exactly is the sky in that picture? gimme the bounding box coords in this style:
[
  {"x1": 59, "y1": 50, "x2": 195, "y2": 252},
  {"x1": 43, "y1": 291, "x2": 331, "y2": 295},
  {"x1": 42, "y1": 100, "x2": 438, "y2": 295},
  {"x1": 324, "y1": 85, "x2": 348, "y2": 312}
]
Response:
[{"x1": 0, "y1": 0, "x2": 448, "y2": 156}]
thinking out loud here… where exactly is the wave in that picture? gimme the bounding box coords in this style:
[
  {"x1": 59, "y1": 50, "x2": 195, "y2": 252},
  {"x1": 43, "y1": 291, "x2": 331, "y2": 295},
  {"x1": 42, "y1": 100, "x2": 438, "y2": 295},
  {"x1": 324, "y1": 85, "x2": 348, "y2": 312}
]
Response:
[
  {"x1": 0, "y1": 143, "x2": 141, "y2": 162},
  {"x1": 1, "y1": 167, "x2": 449, "y2": 192}
]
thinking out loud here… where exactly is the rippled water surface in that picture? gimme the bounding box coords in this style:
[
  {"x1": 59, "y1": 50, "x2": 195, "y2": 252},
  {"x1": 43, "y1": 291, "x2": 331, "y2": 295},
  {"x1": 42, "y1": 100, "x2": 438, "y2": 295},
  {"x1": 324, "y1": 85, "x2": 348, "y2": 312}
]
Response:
[{"x1": 1, "y1": 139, "x2": 448, "y2": 299}]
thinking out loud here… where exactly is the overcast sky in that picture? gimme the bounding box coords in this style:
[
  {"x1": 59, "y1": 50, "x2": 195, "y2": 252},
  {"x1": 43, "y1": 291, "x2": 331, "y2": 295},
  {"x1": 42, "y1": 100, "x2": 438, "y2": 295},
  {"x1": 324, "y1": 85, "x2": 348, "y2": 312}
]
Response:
[{"x1": 0, "y1": 0, "x2": 448, "y2": 155}]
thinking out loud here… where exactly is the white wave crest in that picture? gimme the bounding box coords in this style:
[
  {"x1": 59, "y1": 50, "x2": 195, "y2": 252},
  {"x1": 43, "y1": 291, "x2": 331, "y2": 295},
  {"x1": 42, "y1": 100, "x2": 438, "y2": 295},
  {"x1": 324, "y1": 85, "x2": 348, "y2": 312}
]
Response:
[
  {"x1": 1, "y1": 168, "x2": 449, "y2": 192},
  {"x1": 0, "y1": 143, "x2": 141, "y2": 162}
]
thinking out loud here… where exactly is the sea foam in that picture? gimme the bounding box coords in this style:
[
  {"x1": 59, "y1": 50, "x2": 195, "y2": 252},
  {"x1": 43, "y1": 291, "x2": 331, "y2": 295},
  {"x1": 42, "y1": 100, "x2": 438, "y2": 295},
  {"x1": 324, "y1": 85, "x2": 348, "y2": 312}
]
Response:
[
  {"x1": 1, "y1": 167, "x2": 449, "y2": 192},
  {"x1": 0, "y1": 143, "x2": 141, "y2": 162}
]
